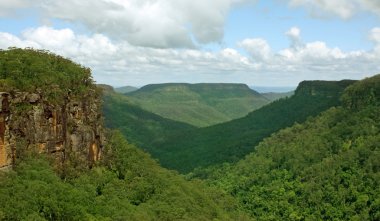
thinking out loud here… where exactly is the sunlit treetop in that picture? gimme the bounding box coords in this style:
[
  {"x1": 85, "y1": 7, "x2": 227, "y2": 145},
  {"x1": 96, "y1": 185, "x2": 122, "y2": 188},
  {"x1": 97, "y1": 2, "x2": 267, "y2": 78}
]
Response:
[{"x1": 0, "y1": 47, "x2": 98, "y2": 103}]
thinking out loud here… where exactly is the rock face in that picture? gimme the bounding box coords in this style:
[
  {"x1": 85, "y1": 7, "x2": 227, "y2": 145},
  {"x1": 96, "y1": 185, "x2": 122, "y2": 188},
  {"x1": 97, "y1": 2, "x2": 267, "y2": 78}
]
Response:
[
  {"x1": 0, "y1": 89, "x2": 104, "y2": 169},
  {"x1": 295, "y1": 80, "x2": 356, "y2": 97}
]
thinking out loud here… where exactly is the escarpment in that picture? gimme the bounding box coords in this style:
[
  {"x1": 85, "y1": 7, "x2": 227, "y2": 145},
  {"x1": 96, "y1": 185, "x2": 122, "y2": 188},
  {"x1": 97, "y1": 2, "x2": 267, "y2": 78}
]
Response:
[
  {"x1": 294, "y1": 80, "x2": 356, "y2": 97},
  {"x1": 0, "y1": 88, "x2": 104, "y2": 169},
  {"x1": 0, "y1": 48, "x2": 104, "y2": 169}
]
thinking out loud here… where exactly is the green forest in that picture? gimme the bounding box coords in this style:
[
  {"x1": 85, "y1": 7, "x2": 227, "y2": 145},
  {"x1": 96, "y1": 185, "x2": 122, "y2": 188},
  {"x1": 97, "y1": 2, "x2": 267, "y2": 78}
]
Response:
[
  {"x1": 0, "y1": 48, "x2": 379, "y2": 220},
  {"x1": 190, "y1": 75, "x2": 380, "y2": 220},
  {"x1": 102, "y1": 86, "x2": 195, "y2": 148},
  {"x1": 0, "y1": 48, "x2": 250, "y2": 220},
  {"x1": 105, "y1": 79, "x2": 355, "y2": 172},
  {"x1": 0, "y1": 131, "x2": 250, "y2": 220},
  {"x1": 124, "y1": 83, "x2": 270, "y2": 127},
  {"x1": 0, "y1": 48, "x2": 98, "y2": 104}
]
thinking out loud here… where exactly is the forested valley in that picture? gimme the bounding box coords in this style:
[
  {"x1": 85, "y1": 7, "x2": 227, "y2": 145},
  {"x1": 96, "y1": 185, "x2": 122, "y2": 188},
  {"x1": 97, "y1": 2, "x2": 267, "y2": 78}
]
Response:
[{"x1": 0, "y1": 48, "x2": 379, "y2": 220}]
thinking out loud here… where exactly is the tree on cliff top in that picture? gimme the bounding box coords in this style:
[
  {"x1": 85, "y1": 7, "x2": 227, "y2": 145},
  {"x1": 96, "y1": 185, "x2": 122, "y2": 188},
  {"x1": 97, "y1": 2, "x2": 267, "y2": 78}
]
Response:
[{"x1": 0, "y1": 48, "x2": 98, "y2": 103}]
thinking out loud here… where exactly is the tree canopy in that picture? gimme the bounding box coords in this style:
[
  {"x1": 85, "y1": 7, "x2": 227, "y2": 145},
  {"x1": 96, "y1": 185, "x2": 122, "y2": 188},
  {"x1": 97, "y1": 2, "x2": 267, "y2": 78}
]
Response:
[
  {"x1": 0, "y1": 48, "x2": 97, "y2": 103},
  {"x1": 190, "y1": 75, "x2": 380, "y2": 220}
]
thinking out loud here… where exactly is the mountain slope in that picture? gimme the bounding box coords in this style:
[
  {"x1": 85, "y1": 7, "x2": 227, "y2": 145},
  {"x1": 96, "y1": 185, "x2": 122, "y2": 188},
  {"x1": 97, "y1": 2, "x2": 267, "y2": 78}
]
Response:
[
  {"x1": 102, "y1": 86, "x2": 195, "y2": 149},
  {"x1": 125, "y1": 83, "x2": 270, "y2": 127},
  {"x1": 0, "y1": 131, "x2": 250, "y2": 220},
  {"x1": 194, "y1": 74, "x2": 380, "y2": 220},
  {"x1": 114, "y1": 85, "x2": 138, "y2": 94},
  {"x1": 0, "y1": 48, "x2": 250, "y2": 220},
  {"x1": 147, "y1": 80, "x2": 356, "y2": 173},
  {"x1": 261, "y1": 91, "x2": 294, "y2": 101}
]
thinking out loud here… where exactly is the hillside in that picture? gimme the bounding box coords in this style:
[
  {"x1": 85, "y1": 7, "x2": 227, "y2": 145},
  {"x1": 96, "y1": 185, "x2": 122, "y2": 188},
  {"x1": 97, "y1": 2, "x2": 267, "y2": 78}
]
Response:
[
  {"x1": 193, "y1": 74, "x2": 380, "y2": 220},
  {"x1": 146, "y1": 80, "x2": 355, "y2": 173},
  {"x1": 102, "y1": 87, "x2": 195, "y2": 149},
  {"x1": 261, "y1": 91, "x2": 294, "y2": 101},
  {"x1": 125, "y1": 83, "x2": 270, "y2": 127},
  {"x1": 0, "y1": 48, "x2": 251, "y2": 220},
  {"x1": 0, "y1": 131, "x2": 250, "y2": 220},
  {"x1": 103, "y1": 86, "x2": 195, "y2": 149},
  {"x1": 114, "y1": 85, "x2": 139, "y2": 94}
]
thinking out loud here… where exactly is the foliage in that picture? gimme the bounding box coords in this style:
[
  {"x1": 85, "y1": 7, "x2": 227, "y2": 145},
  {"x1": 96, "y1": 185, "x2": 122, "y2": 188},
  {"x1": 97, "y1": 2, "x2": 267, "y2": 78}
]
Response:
[
  {"x1": 125, "y1": 83, "x2": 270, "y2": 127},
  {"x1": 145, "y1": 80, "x2": 354, "y2": 173},
  {"x1": 0, "y1": 131, "x2": 251, "y2": 220},
  {"x1": 341, "y1": 75, "x2": 380, "y2": 109},
  {"x1": 0, "y1": 48, "x2": 98, "y2": 104},
  {"x1": 3, "y1": 47, "x2": 378, "y2": 220},
  {"x1": 102, "y1": 91, "x2": 195, "y2": 149},
  {"x1": 0, "y1": 48, "x2": 250, "y2": 220},
  {"x1": 190, "y1": 75, "x2": 380, "y2": 220}
]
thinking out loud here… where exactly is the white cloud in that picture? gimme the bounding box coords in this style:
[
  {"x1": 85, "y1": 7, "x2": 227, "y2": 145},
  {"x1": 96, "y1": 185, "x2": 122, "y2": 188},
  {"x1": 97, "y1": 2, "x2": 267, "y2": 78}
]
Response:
[
  {"x1": 22, "y1": 27, "x2": 75, "y2": 49},
  {"x1": 239, "y1": 26, "x2": 380, "y2": 82},
  {"x1": 0, "y1": 0, "x2": 257, "y2": 48},
  {"x1": 289, "y1": 0, "x2": 355, "y2": 19},
  {"x1": 286, "y1": 26, "x2": 300, "y2": 38},
  {"x1": 238, "y1": 38, "x2": 271, "y2": 61},
  {"x1": 17, "y1": 26, "x2": 118, "y2": 59},
  {"x1": 360, "y1": 0, "x2": 380, "y2": 16},
  {"x1": 2, "y1": 0, "x2": 379, "y2": 52},
  {"x1": 0, "y1": 0, "x2": 32, "y2": 16},
  {"x1": 220, "y1": 48, "x2": 251, "y2": 66},
  {"x1": 0, "y1": 26, "x2": 254, "y2": 85},
  {"x1": 288, "y1": 0, "x2": 380, "y2": 19},
  {"x1": 277, "y1": 28, "x2": 347, "y2": 63},
  {"x1": 369, "y1": 27, "x2": 380, "y2": 55},
  {"x1": 0, "y1": 25, "x2": 379, "y2": 87},
  {"x1": 369, "y1": 27, "x2": 380, "y2": 43},
  {"x1": 278, "y1": 41, "x2": 347, "y2": 63},
  {"x1": 286, "y1": 26, "x2": 302, "y2": 49}
]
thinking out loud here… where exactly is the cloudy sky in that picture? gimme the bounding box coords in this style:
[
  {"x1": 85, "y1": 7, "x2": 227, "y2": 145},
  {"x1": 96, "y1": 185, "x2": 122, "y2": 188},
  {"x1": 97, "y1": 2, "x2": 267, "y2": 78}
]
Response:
[{"x1": 0, "y1": 0, "x2": 380, "y2": 87}]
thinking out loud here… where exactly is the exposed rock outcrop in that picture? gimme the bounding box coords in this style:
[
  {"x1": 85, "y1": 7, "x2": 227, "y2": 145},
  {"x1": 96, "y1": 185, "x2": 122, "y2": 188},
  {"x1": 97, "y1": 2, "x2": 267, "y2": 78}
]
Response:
[
  {"x1": 0, "y1": 89, "x2": 104, "y2": 169},
  {"x1": 295, "y1": 80, "x2": 356, "y2": 97}
]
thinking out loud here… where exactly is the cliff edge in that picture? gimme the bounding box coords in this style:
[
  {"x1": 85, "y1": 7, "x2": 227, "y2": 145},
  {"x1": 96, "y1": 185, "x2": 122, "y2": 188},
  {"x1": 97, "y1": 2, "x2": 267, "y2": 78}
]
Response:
[{"x1": 0, "y1": 48, "x2": 104, "y2": 169}]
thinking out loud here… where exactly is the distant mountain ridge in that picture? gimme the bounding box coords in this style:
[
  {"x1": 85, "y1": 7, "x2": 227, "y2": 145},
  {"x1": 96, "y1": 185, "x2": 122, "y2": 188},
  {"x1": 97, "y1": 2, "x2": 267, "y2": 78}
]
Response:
[
  {"x1": 114, "y1": 85, "x2": 138, "y2": 94},
  {"x1": 102, "y1": 87, "x2": 195, "y2": 149},
  {"x1": 262, "y1": 91, "x2": 294, "y2": 101},
  {"x1": 134, "y1": 83, "x2": 261, "y2": 95},
  {"x1": 125, "y1": 83, "x2": 270, "y2": 127},
  {"x1": 251, "y1": 86, "x2": 296, "y2": 93},
  {"x1": 194, "y1": 74, "x2": 380, "y2": 220},
  {"x1": 145, "y1": 79, "x2": 356, "y2": 172}
]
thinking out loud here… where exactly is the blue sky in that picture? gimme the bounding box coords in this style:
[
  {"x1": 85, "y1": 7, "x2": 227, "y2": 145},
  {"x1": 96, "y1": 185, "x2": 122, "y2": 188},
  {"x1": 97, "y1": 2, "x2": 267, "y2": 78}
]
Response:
[
  {"x1": 226, "y1": 2, "x2": 377, "y2": 52},
  {"x1": 0, "y1": 0, "x2": 380, "y2": 87}
]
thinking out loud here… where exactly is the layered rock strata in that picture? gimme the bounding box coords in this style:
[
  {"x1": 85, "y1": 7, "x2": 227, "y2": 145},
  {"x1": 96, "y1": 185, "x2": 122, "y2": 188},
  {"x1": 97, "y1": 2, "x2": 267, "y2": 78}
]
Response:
[{"x1": 0, "y1": 90, "x2": 104, "y2": 168}]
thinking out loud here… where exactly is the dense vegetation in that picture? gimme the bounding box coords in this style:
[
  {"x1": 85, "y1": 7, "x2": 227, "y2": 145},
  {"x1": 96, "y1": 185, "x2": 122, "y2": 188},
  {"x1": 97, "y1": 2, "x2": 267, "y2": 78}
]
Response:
[
  {"x1": 125, "y1": 83, "x2": 270, "y2": 127},
  {"x1": 144, "y1": 80, "x2": 355, "y2": 173},
  {"x1": 0, "y1": 131, "x2": 249, "y2": 220},
  {"x1": 0, "y1": 48, "x2": 97, "y2": 104},
  {"x1": 0, "y1": 49, "x2": 249, "y2": 220},
  {"x1": 3, "y1": 48, "x2": 379, "y2": 220},
  {"x1": 189, "y1": 75, "x2": 380, "y2": 220},
  {"x1": 102, "y1": 87, "x2": 195, "y2": 149},
  {"x1": 341, "y1": 75, "x2": 380, "y2": 109}
]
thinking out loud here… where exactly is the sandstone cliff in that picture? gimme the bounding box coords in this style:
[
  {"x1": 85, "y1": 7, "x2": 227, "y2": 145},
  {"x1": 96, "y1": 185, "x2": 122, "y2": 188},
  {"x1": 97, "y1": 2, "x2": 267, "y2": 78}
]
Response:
[
  {"x1": 0, "y1": 89, "x2": 104, "y2": 169},
  {"x1": 0, "y1": 48, "x2": 104, "y2": 169}
]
